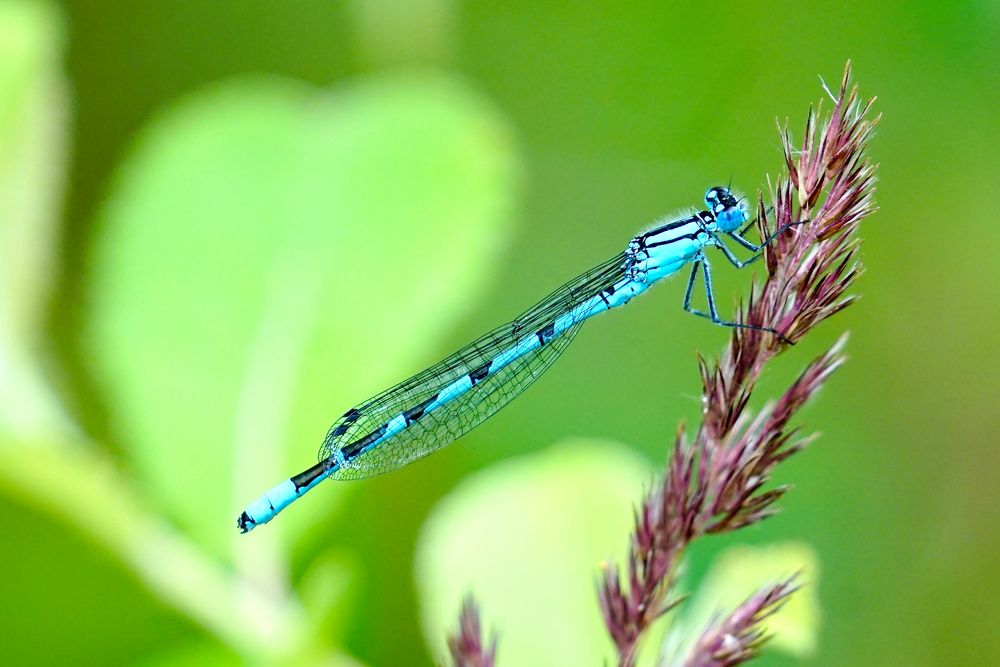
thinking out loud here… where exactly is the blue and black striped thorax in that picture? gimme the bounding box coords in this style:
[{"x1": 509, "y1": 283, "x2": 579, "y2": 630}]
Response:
[
  {"x1": 624, "y1": 210, "x2": 710, "y2": 284},
  {"x1": 624, "y1": 186, "x2": 747, "y2": 283}
]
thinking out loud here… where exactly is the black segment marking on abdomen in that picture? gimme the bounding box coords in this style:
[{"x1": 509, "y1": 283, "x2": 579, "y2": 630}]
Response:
[
  {"x1": 343, "y1": 423, "x2": 389, "y2": 461},
  {"x1": 536, "y1": 321, "x2": 555, "y2": 345},
  {"x1": 404, "y1": 394, "x2": 438, "y2": 424},
  {"x1": 469, "y1": 361, "x2": 492, "y2": 385},
  {"x1": 331, "y1": 407, "x2": 362, "y2": 437},
  {"x1": 291, "y1": 461, "x2": 328, "y2": 490}
]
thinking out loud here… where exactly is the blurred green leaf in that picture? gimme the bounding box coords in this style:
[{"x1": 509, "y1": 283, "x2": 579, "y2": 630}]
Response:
[
  {"x1": 662, "y1": 541, "x2": 821, "y2": 662},
  {"x1": 86, "y1": 73, "x2": 520, "y2": 558},
  {"x1": 0, "y1": 0, "x2": 69, "y2": 436},
  {"x1": 415, "y1": 438, "x2": 653, "y2": 666}
]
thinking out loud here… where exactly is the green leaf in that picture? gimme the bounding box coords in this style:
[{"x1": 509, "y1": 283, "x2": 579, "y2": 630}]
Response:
[
  {"x1": 0, "y1": 0, "x2": 70, "y2": 436},
  {"x1": 86, "y1": 72, "x2": 520, "y2": 558},
  {"x1": 415, "y1": 439, "x2": 653, "y2": 666},
  {"x1": 663, "y1": 541, "x2": 821, "y2": 661}
]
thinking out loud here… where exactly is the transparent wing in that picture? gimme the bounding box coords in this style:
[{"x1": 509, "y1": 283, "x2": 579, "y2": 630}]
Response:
[
  {"x1": 317, "y1": 251, "x2": 627, "y2": 477},
  {"x1": 332, "y1": 318, "x2": 585, "y2": 479}
]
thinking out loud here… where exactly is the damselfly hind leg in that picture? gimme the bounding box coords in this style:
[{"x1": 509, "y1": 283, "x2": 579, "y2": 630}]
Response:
[{"x1": 682, "y1": 253, "x2": 794, "y2": 345}]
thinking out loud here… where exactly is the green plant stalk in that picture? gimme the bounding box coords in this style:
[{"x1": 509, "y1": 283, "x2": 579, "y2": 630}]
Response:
[{"x1": 0, "y1": 438, "x2": 314, "y2": 661}]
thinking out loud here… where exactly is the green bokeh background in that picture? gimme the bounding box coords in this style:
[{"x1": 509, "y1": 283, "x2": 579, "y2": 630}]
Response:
[{"x1": 2, "y1": 1, "x2": 998, "y2": 665}]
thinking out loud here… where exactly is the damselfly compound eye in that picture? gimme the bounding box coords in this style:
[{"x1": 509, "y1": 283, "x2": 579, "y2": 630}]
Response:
[{"x1": 705, "y1": 186, "x2": 736, "y2": 212}]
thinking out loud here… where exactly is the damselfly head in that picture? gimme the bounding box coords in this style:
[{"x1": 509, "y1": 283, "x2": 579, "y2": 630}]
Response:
[{"x1": 705, "y1": 185, "x2": 747, "y2": 232}]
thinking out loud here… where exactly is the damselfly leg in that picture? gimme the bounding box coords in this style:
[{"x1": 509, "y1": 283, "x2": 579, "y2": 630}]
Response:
[
  {"x1": 728, "y1": 218, "x2": 810, "y2": 257},
  {"x1": 682, "y1": 253, "x2": 794, "y2": 344}
]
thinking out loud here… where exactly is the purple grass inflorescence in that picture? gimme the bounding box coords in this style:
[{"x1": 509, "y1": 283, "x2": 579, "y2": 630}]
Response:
[
  {"x1": 681, "y1": 577, "x2": 800, "y2": 667},
  {"x1": 449, "y1": 61, "x2": 879, "y2": 667},
  {"x1": 447, "y1": 596, "x2": 498, "y2": 667}
]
